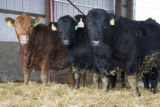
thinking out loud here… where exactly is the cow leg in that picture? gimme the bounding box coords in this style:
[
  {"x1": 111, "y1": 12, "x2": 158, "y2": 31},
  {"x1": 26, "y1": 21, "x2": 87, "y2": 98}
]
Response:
[
  {"x1": 93, "y1": 72, "x2": 100, "y2": 89},
  {"x1": 20, "y1": 56, "x2": 30, "y2": 85},
  {"x1": 74, "y1": 72, "x2": 81, "y2": 89},
  {"x1": 121, "y1": 72, "x2": 126, "y2": 88},
  {"x1": 68, "y1": 66, "x2": 75, "y2": 88},
  {"x1": 102, "y1": 75, "x2": 110, "y2": 92},
  {"x1": 149, "y1": 67, "x2": 159, "y2": 94},
  {"x1": 40, "y1": 60, "x2": 49, "y2": 86},
  {"x1": 110, "y1": 74, "x2": 117, "y2": 88},
  {"x1": 127, "y1": 62, "x2": 140, "y2": 96},
  {"x1": 142, "y1": 72, "x2": 150, "y2": 89},
  {"x1": 49, "y1": 69, "x2": 56, "y2": 82},
  {"x1": 80, "y1": 71, "x2": 86, "y2": 87},
  {"x1": 22, "y1": 66, "x2": 30, "y2": 85}
]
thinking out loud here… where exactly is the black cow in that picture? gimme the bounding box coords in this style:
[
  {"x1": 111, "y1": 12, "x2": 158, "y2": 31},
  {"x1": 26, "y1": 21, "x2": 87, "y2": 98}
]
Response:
[
  {"x1": 55, "y1": 15, "x2": 100, "y2": 89},
  {"x1": 86, "y1": 9, "x2": 160, "y2": 96}
]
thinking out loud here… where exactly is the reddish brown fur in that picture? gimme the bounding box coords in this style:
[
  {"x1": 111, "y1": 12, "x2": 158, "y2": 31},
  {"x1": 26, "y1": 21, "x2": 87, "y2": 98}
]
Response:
[{"x1": 5, "y1": 14, "x2": 77, "y2": 86}]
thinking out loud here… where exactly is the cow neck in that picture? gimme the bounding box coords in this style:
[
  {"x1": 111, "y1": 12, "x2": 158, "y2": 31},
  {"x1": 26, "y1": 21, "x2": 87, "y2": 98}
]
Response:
[
  {"x1": 74, "y1": 28, "x2": 89, "y2": 46},
  {"x1": 19, "y1": 44, "x2": 28, "y2": 67},
  {"x1": 19, "y1": 34, "x2": 30, "y2": 67}
]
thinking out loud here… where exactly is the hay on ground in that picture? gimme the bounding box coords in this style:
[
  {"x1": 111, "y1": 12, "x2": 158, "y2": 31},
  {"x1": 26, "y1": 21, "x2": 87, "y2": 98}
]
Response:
[{"x1": 0, "y1": 81, "x2": 160, "y2": 107}]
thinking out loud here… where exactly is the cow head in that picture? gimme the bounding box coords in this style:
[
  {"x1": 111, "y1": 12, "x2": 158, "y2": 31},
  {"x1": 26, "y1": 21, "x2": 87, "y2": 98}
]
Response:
[
  {"x1": 86, "y1": 9, "x2": 115, "y2": 47},
  {"x1": 57, "y1": 15, "x2": 86, "y2": 46},
  {"x1": 5, "y1": 13, "x2": 42, "y2": 45},
  {"x1": 57, "y1": 15, "x2": 76, "y2": 46}
]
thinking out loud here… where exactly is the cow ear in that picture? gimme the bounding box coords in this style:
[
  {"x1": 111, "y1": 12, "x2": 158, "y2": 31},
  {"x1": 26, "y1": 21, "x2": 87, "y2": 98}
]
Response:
[
  {"x1": 33, "y1": 16, "x2": 42, "y2": 27},
  {"x1": 49, "y1": 22, "x2": 57, "y2": 31},
  {"x1": 5, "y1": 17, "x2": 15, "y2": 27},
  {"x1": 35, "y1": 16, "x2": 42, "y2": 23},
  {"x1": 110, "y1": 17, "x2": 115, "y2": 26}
]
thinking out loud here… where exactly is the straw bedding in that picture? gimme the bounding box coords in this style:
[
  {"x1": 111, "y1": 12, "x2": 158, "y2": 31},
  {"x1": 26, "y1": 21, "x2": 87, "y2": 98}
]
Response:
[{"x1": 0, "y1": 81, "x2": 159, "y2": 107}]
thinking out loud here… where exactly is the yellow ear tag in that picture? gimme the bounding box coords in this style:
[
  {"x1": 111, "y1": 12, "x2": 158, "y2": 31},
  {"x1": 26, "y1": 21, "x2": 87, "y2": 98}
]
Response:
[
  {"x1": 51, "y1": 24, "x2": 57, "y2": 31},
  {"x1": 7, "y1": 21, "x2": 13, "y2": 27},
  {"x1": 110, "y1": 18, "x2": 115, "y2": 26}
]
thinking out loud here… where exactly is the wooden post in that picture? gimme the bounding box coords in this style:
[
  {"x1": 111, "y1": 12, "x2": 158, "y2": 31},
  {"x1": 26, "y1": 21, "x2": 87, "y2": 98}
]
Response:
[
  {"x1": 45, "y1": 0, "x2": 50, "y2": 25},
  {"x1": 127, "y1": 0, "x2": 133, "y2": 19},
  {"x1": 115, "y1": 0, "x2": 122, "y2": 16}
]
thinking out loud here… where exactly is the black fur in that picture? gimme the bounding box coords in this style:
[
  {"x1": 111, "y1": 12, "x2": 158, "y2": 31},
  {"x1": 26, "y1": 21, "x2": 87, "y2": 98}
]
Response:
[
  {"x1": 56, "y1": 15, "x2": 100, "y2": 89},
  {"x1": 142, "y1": 67, "x2": 159, "y2": 94},
  {"x1": 86, "y1": 9, "x2": 160, "y2": 95},
  {"x1": 57, "y1": 15, "x2": 94, "y2": 70}
]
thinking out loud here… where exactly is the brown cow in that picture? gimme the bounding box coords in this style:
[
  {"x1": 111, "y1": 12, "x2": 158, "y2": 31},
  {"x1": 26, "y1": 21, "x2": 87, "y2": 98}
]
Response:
[{"x1": 5, "y1": 13, "x2": 82, "y2": 86}]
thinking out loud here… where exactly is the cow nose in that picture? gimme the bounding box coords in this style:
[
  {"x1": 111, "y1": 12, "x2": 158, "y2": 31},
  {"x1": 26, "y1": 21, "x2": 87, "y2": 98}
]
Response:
[
  {"x1": 91, "y1": 40, "x2": 100, "y2": 46},
  {"x1": 63, "y1": 40, "x2": 69, "y2": 45}
]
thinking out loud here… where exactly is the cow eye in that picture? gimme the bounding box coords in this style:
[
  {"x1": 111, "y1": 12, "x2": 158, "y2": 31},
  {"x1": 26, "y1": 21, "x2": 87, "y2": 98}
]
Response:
[
  {"x1": 58, "y1": 30, "x2": 63, "y2": 34},
  {"x1": 87, "y1": 25, "x2": 90, "y2": 29},
  {"x1": 104, "y1": 25, "x2": 107, "y2": 29}
]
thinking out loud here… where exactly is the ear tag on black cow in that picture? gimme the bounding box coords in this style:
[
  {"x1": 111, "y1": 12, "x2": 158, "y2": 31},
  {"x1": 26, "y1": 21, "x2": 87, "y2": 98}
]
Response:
[
  {"x1": 78, "y1": 18, "x2": 84, "y2": 28},
  {"x1": 33, "y1": 21, "x2": 39, "y2": 27},
  {"x1": 51, "y1": 24, "x2": 57, "y2": 31},
  {"x1": 7, "y1": 21, "x2": 13, "y2": 27},
  {"x1": 110, "y1": 18, "x2": 115, "y2": 26},
  {"x1": 75, "y1": 25, "x2": 78, "y2": 30}
]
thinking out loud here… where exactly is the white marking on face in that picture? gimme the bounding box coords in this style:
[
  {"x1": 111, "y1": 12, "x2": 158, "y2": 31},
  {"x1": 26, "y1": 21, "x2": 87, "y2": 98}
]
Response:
[
  {"x1": 92, "y1": 41, "x2": 100, "y2": 45},
  {"x1": 63, "y1": 40, "x2": 69, "y2": 45},
  {"x1": 20, "y1": 35, "x2": 29, "y2": 44}
]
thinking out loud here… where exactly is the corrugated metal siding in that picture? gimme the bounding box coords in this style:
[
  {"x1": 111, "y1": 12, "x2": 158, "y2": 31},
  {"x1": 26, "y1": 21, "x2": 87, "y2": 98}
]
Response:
[
  {"x1": 0, "y1": 0, "x2": 45, "y2": 42},
  {"x1": 54, "y1": 0, "x2": 115, "y2": 21},
  {"x1": 1, "y1": 0, "x2": 45, "y2": 14},
  {"x1": 0, "y1": 0, "x2": 114, "y2": 42}
]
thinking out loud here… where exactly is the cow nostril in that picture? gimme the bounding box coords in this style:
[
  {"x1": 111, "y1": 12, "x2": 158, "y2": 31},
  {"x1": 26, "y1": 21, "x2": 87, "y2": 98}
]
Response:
[
  {"x1": 63, "y1": 40, "x2": 69, "y2": 45},
  {"x1": 63, "y1": 40, "x2": 68, "y2": 43},
  {"x1": 91, "y1": 41, "x2": 100, "y2": 46}
]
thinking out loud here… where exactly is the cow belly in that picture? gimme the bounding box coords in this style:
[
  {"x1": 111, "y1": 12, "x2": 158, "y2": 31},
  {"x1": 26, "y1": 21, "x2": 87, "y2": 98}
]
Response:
[{"x1": 50, "y1": 58, "x2": 70, "y2": 70}]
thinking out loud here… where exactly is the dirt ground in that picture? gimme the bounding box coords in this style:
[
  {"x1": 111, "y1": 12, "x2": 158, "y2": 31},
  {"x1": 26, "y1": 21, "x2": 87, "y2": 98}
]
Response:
[{"x1": 0, "y1": 81, "x2": 159, "y2": 107}]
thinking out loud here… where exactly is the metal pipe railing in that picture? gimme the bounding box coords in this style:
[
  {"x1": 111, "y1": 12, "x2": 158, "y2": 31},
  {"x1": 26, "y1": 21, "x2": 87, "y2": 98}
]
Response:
[
  {"x1": 67, "y1": 0, "x2": 85, "y2": 15},
  {"x1": 54, "y1": 0, "x2": 113, "y2": 13}
]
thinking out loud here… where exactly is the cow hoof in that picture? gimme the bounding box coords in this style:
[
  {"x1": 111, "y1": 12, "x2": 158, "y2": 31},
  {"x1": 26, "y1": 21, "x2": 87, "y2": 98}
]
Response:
[
  {"x1": 134, "y1": 88, "x2": 141, "y2": 96},
  {"x1": 24, "y1": 80, "x2": 29, "y2": 85},
  {"x1": 153, "y1": 90, "x2": 157, "y2": 94},
  {"x1": 104, "y1": 89, "x2": 109, "y2": 93},
  {"x1": 24, "y1": 74, "x2": 29, "y2": 85},
  {"x1": 144, "y1": 87, "x2": 150, "y2": 89},
  {"x1": 151, "y1": 88, "x2": 157, "y2": 94},
  {"x1": 42, "y1": 83, "x2": 47, "y2": 86},
  {"x1": 135, "y1": 91, "x2": 141, "y2": 96},
  {"x1": 41, "y1": 75, "x2": 48, "y2": 86},
  {"x1": 96, "y1": 86, "x2": 99, "y2": 89},
  {"x1": 24, "y1": 82, "x2": 29, "y2": 85},
  {"x1": 111, "y1": 85, "x2": 115, "y2": 88},
  {"x1": 122, "y1": 83, "x2": 126, "y2": 88},
  {"x1": 75, "y1": 86, "x2": 79, "y2": 90}
]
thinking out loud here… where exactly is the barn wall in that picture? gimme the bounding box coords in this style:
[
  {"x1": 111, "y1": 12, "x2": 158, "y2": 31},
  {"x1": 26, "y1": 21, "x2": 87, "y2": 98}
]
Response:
[
  {"x1": 53, "y1": 0, "x2": 115, "y2": 21},
  {"x1": 0, "y1": 0, "x2": 115, "y2": 42},
  {"x1": 0, "y1": 0, "x2": 45, "y2": 42},
  {"x1": 0, "y1": 42, "x2": 41, "y2": 81}
]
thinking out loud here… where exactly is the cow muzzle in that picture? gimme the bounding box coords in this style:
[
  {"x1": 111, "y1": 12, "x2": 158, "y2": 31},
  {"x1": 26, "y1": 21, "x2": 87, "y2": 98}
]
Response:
[
  {"x1": 91, "y1": 41, "x2": 101, "y2": 46},
  {"x1": 63, "y1": 40, "x2": 70, "y2": 45}
]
